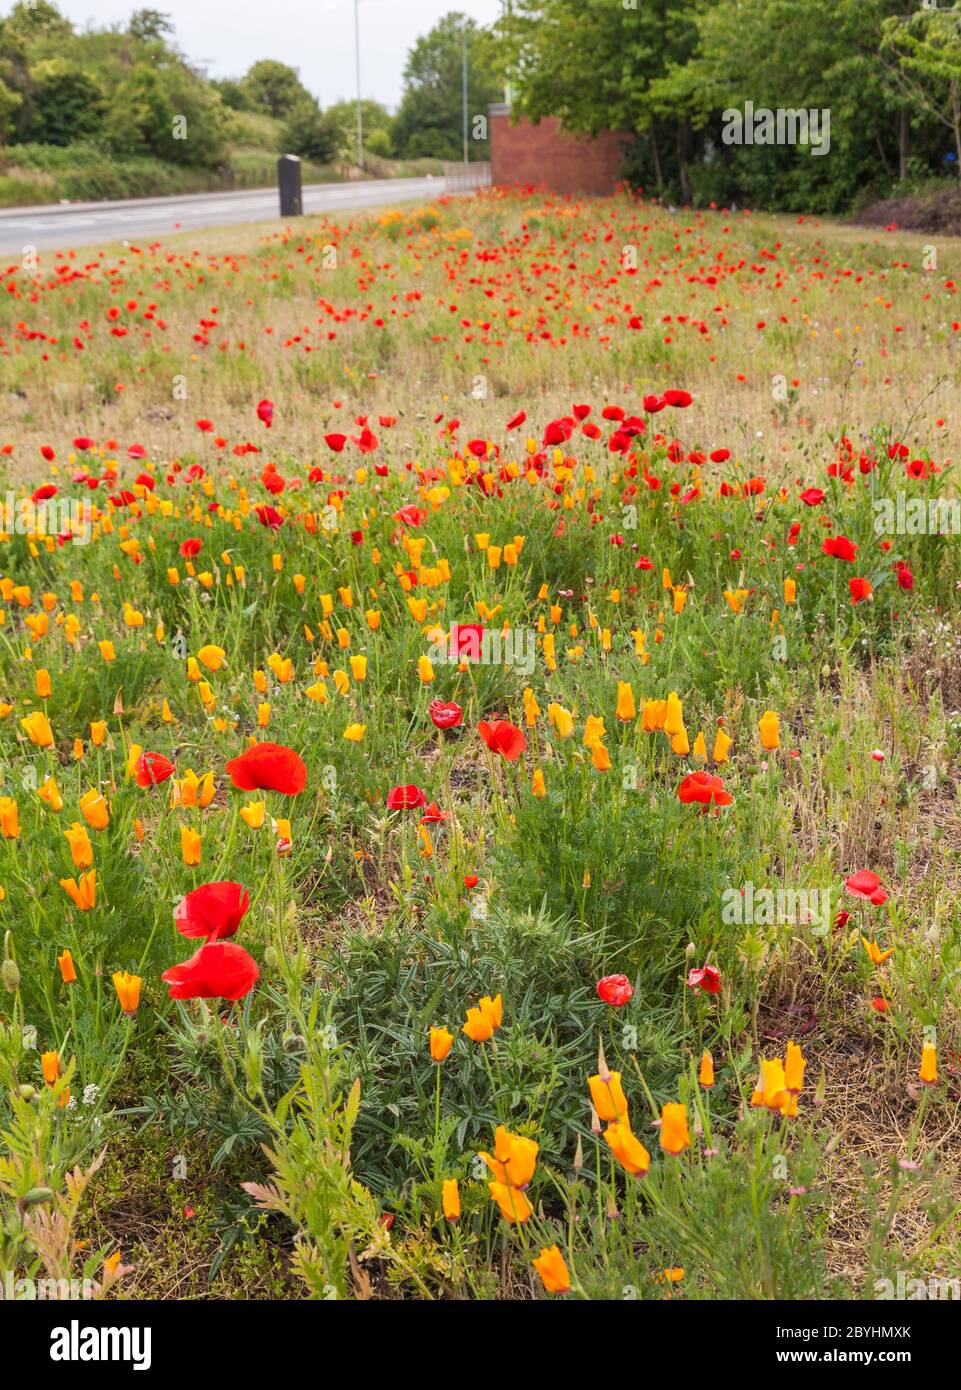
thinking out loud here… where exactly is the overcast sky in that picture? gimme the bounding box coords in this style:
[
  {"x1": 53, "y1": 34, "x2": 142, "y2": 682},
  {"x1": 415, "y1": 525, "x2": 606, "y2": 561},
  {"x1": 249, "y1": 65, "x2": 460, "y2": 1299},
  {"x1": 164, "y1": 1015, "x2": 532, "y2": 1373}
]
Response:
[{"x1": 44, "y1": 0, "x2": 505, "y2": 109}]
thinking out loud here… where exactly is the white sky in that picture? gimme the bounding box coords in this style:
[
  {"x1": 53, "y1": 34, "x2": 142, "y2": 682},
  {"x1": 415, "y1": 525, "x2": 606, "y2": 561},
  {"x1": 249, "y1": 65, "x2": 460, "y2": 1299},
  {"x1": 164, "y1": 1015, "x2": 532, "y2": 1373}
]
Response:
[{"x1": 36, "y1": 0, "x2": 506, "y2": 109}]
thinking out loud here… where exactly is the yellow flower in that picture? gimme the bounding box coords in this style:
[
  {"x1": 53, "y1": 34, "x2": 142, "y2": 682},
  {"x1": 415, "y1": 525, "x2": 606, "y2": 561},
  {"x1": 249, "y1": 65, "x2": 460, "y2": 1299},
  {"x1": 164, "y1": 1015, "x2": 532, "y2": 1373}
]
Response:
[
  {"x1": 240, "y1": 800, "x2": 266, "y2": 829},
  {"x1": 751, "y1": 1059, "x2": 789, "y2": 1112},
  {"x1": 343, "y1": 723, "x2": 366, "y2": 742},
  {"x1": 35, "y1": 668, "x2": 52, "y2": 698},
  {"x1": 758, "y1": 710, "x2": 780, "y2": 750},
  {"x1": 479, "y1": 1126, "x2": 539, "y2": 1188},
  {"x1": 112, "y1": 970, "x2": 142, "y2": 1015},
  {"x1": 591, "y1": 742, "x2": 611, "y2": 772},
  {"x1": 65, "y1": 822, "x2": 93, "y2": 867},
  {"x1": 21, "y1": 711, "x2": 54, "y2": 747},
  {"x1": 197, "y1": 644, "x2": 226, "y2": 671},
  {"x1": 615, "y1": 682, "x2": 636, "y2": 722},
  {"x1": 488, "y1": 1181, "x2": 532, "y2": 1224},
  {"x1": 80, "y1": 787, "x2": 110, "y2": 830},
  {"x1": 699, "y1": 1049, "x2": 715, "y2": 1088},
  {"x1": 429, "y1": 1026, "x2": 454, "y2": 1062},
  {"x1": 919, "y1": 1040, "x2": 938, "y2": 1087},
  {"x1": 531, "y1": 768, "x2": 546, "y2": 798},
  {"x1": 0, "y1": 797, "x2": 20, "y2": 838},
  {"x1": 713, "y1": 727, "x2": 733, "y2": 763},
  {"x1": 588, "y1": 1071, "x2": 628, "y2": 1122},
  {"x1": 784, "y1": 577, "x2": 797, "y2": 605},
  {"x1": 58, "y1": 949, "x2": 77, "y2": 984},
  {"x1": 441, "y1": 1179, "x2": 460, "y2": 1221},
  {"x1": 98, "y1": 640, "x2": 116, "y2": 663},
  {"x1": 41, "y1": 1050, "x2": 60, "y2": 1085},
  {"x1": 38, "y1": 776, "x2": 63, "y2": 812},
  {"x1": 479, "y1": 994, "x2": 503, "y2": 1029},
  {"x1": 582, "y1": 714, "x2": 606, "y2": 749},
  {"x1": 663, "y1": 692, "x2": 684, "y2": 737},
  {"x1": 548, "y1": 703, "x2": 574, "y2": 738},
  {"x1": 462, "y1": 1006, "x2": 494, "y2": 1042},
  {"x1": 603, "y1": 1119, "x2": 650, "y2": 1176},
  {"x1": 784, "y1": 1040, "x2": 806, "y2": 1094},
  {"x1": 60, "y1": 869, "x2": 96, "y2": 911},
  {"x1": 417, "y1": 655, "x2": 435, "y2": 684},
  {"x1": 659, "y1": 1102, "x2": 690, "y2": 1155},
  {"x1": 533, "y1": 1245, "x2": 571, "y2": 1294},
  {"x1": 180, "y1": 826, "x2": 202, "y2": 865},
  {"x1": 861, "y1": 936, "x2": 894, "y2": 966}
]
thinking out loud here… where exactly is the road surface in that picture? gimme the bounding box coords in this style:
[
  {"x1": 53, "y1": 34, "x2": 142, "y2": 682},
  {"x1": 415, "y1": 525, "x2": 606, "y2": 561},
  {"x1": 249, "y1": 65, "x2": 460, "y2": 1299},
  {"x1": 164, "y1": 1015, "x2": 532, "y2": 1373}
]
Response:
[{"x1": 0, "y1": 176, "x2": 447, "y2": 255}]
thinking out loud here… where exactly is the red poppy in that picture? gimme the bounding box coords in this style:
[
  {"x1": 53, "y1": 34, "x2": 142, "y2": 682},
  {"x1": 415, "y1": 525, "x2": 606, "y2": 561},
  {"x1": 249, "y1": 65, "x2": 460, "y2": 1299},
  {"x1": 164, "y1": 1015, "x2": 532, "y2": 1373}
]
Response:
[
  {"x1": 429, "y1": 698, "x2": 463, "y2": 730},
  {"x1": 419, "y1": 802, "x2": 450, "y2": 824},
  {"x1": 226, "y1": 742, "x2": 307, "y2": 795},
  {"x1": 597, "y1": 974, "x2": 634, "y2": 1007},
  {"x1": 799, "y1": 487, "x2": 825, "y2": 506},
  {"x1": 822, "y1": 535, "x2": 858, "y2": 561},
  {"x1": 506, "y1": 410, "x2": 526, "y2": 430},
  {"x1": 451, "y1": 623, "x2": 484, "y2": 662},
  {"x1": 175, "y1": 881, "x2": 250, "y2": 940},
  {"x1": 162, "y1": 941, "x2": 259, "y2": 1001},
  {"x1": 179, "y1": 537, "x2": 202, "y2": 558},
  {"x1": 478, "y1": 719, "x2": 527, "y2": 761},
  {"x1": 464, "y1": 874, "x2": 479, "y2": 889},
  {"x1": 324, "y1": 433, "x2": 347, "y2": 452},
  {"x1": 849, "y1": 577, "x2": 873, "y2": 604},
  {"x1": 256, "y1": 398, "x2": 274, "y2": 428},
  {"x1": 686, "y1": 965, "x2": 721, "y2": 994},
  {"x1": 677, "y1": 771, "x2": 733, "y2": 809},
  {"x1": 386, "y1": 784, "x2": 427, "y2": 810},
  {"x1": 844, "y1": 870, "x2": 888, "y2": 905},
  {"x1": 135, "y1": 751, "x2": 175, "y2": 787}
]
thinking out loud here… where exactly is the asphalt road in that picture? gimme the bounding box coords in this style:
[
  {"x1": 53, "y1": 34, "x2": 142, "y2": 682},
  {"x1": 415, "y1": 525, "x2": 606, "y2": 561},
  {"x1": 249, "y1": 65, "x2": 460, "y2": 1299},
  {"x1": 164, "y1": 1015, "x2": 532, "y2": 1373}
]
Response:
[{"x1": 0, "y1": 175, "x2": 448, "y2": 255}]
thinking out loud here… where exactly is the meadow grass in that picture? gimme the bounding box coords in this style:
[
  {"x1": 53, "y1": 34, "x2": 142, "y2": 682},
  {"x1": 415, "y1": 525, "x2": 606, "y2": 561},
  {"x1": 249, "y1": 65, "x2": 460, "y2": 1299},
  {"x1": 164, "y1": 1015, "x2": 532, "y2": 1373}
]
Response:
[{"x1": 0, "y1": 189, "x2": 959, "y2": 1300}]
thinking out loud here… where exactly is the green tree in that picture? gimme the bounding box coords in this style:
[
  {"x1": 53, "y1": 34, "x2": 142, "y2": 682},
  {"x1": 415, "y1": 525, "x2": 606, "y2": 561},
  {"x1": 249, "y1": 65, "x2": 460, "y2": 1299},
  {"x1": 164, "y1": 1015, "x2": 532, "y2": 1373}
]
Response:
[
  {"x1": 25, "y1": 58, "x2": 105, "y2": 145},
  {"x1": 103, "y1": 62, "x2": 227, "y2": 168},
  {"x1": 241, "y1": 59, "x2": 312, "y2": 120},
  {"x1": 282, "y1": 100, "x2": 345, "y2": 164},
  {"x1": 881, "y1": 5, "x2": 961, "y2": 188},
  {"x1": 392, "y1": 11, "x2": 502, "y2": 161},
  {"x1": 127, "y1": 9, "x2": 175, "y2": 43}
]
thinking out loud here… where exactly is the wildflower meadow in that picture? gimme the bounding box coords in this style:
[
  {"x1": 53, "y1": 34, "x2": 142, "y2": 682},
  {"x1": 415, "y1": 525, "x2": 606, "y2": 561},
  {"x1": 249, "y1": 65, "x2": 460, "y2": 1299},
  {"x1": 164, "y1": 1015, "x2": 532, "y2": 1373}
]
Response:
[{"x1": 0, "y1": 184, "x2": 959, "y2": 1328}]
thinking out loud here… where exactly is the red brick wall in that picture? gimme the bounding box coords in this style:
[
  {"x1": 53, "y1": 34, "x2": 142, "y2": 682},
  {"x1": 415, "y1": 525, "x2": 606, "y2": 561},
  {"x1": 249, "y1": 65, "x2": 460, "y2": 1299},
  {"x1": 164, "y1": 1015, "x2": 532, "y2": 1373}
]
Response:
[{"x1": 489, "y1": 108, "x2": 632, "y2": 197}]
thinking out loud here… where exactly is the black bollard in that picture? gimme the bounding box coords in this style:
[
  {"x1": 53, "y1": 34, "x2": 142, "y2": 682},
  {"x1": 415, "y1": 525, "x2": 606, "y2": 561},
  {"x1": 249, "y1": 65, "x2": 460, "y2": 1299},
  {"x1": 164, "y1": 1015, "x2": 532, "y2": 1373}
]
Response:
[{"x1": 278, "y1": 155, "x2": 303, "y2": 218}]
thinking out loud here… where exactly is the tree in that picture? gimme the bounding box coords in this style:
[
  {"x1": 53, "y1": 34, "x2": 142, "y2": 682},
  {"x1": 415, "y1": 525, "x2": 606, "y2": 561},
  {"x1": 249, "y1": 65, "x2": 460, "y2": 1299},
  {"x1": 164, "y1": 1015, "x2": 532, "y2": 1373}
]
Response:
[
  {"x1": 392, "y1": 12, "x2": 502, "y2": 161},
  {"x1": 25, "y1": 58, "x2": 105, "y2": 145},
  {"x1": 128, "y1": 9, "x2": 175, "y2": 43},
  {"x1": 241, "y1": 60, "x2": 312, "y2": 120},
  {"x1": 881, "y1": 6, "x2": 961, "y2": 189},
  {"x1": 102, "y1": 62, "x2": 228, "y2": 168},
  {"x1": 282, "y1": 100, "x2": 345, "y2": 164}
]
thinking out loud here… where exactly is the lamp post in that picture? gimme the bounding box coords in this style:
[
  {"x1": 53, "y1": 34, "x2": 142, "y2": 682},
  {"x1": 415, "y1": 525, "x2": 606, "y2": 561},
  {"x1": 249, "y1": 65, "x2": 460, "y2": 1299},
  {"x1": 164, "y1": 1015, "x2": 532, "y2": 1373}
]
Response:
[
  {"x1": 354, "y1": 0, "x2": 363, "y2": 170},
  {"x1": 354, "y1": 0, "x2": 383, "y2": 171},
  {"x1": 462, "y1": 25, "x2": 469, "y2": 169}
]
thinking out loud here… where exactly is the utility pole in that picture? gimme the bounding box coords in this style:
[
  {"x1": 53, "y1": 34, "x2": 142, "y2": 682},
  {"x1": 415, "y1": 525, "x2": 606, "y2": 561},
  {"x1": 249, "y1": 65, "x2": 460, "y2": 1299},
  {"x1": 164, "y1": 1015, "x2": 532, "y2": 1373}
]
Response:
[
  {"x1": 354, "y1": 0, "x2": 363, "y2": 170},
  {"x1": 462, "y1": 26, "x2": 469, "y2": 167}
]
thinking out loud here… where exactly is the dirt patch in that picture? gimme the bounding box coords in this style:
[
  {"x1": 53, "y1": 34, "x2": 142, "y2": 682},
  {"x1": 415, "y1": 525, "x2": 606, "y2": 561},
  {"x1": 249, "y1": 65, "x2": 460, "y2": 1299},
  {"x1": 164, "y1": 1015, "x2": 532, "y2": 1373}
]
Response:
[{"x1": 853, "y1": 185, "x2": 961, "y2": 237}]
